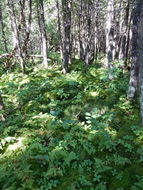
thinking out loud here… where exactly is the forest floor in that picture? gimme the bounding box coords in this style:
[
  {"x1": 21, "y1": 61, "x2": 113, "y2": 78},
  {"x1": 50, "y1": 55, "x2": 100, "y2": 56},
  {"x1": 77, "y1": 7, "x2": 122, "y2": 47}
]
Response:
[{"x1": 0, "y1": 61, "x2": 142, "y2": 190}]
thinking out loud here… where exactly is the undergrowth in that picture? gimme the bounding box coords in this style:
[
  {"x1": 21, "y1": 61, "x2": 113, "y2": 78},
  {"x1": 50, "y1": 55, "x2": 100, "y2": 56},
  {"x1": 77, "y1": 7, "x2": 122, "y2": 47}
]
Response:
[{"x1": 0, "y1": 62, "x2": 142, "y2": 190}]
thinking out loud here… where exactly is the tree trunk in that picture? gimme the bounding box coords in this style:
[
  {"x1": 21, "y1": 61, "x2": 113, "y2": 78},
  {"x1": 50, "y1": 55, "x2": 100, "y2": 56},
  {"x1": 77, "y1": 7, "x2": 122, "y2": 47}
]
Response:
[
  {"x1": 0, "y1": 2, "x2": 8, "y2": 52},
  {"x1": 20, "y1": 0, "x2": 32, "y2": 58},
  {"x1": 118, "y1": 0, "x2": 130, "y2": 61},
  {"x1": 56, "y1": 0, "x2": 63, "y2": 60},
  {"x1": 124, "y1": 0, "x2": 131, "y2": 65},
  {"x1": 106, "y1": 0, "x2": 114, "y2": 80},
  {"x1": 37, "y1": 0, "x2": 48, "y2": 68},
  {"x1": 138, "y1": 1, "x2": 143, "y2": 124},
  {"x1": 61, "y1": 0, "x2": 72, "y2": 73},
  {"x1": 84, "y1": 0, "x2": 93, "y2": 67},
  {"x1": 94, "y1": 0, "x2": 100, "y2": 60},
  {"x1": 7, "y1": 0, "x2": 25, "y2": 73},
  {"x1": 128, "y1": 0, "x2": 141, "y2": 98},
  {"x1": 78, "y1": 0, "x2": 85, "y2": 61}
]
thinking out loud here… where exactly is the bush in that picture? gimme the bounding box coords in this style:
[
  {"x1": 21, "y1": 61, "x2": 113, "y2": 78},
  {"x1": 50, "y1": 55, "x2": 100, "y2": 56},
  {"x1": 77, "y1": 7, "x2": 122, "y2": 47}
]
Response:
[{"x1": 0, "y1": 63, "x2": 141, "y2": 189}]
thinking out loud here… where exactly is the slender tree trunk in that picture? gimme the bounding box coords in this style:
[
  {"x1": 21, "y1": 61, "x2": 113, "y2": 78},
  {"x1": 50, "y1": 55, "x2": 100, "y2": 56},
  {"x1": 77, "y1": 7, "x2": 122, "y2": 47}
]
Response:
[
  {"x1": 37, "y1": 0, "x2": 48, "y2": 68},
  {"x1": 56, "y1": 0, "x2": 63, "y2": 60},
  {"x1": 118, "y1": 1, "x2": 129, "y2": 61},
  {"x1": 61, "y1": 0, "x2": 72, "y2": 73},
  {"x1": 106, "y1": 0, "x2": 114, "y2": 80},
  {"x1": 84, "y1": 0, "x2": 92, "y2": 67},
  {"x1": 124, "y1": 17, "x2": 131, "y2": 67},
  {"x1": 124, "y1": 0, "x2": 132, "y2": 66},
  {"x1": 138, "y1": 1, "x2": 143, "y2": 124},
  {"x1": 94, "y1": 0, "x2": 100, "y2": 60},
  {"x1": 20, "y1": 0, "x2": 32, "y2": 57},
  {"x1": 7, "y1": 0, "x2": 25, "y2": 73},
  {"x1": 78, "y1": 0, "x2": 84, "y2": 61},
  {"x1": 128, "y1": 0, "x2": 141, "y2": 98},
  {"x1": 0, "y1": 2, "x2": 8, "y2": 52},
  {"x1": 19, "y1": 0, "x2": 26, "y2": 36}
]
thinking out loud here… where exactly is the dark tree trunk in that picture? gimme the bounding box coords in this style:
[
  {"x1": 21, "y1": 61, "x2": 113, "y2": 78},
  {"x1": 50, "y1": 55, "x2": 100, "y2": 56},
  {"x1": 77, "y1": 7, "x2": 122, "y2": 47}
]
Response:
[
  {"x1": 138, "y1": 1, "x2": 143, "y2": 124},
  {"x1": 78, "y1": 0, "x2": 84, "y2": 61},
  {"x1": 128, "y1": 0, "x2": 141, "y2": 98},
  {"x1": 61, "y1": 0, "x2": 72, "y2": 73},
  {"x1": 37, "y1": 0, "x2": 48, "y2": 68},
  {"x1": 20, "y1": 0, "x2": 32, "y2": 57},
  {"x1": 124, "y1": 0, "x2": 132, "y2": 66},
  {"x1": 84, "y1": 0, "x2": 93, "y2": 67}
]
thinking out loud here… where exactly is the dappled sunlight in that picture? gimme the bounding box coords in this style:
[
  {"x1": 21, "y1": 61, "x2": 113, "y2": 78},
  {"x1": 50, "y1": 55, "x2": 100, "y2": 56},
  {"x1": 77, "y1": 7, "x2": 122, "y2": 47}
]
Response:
[
  {"x1": 0, "y1": 0, "x2": 143, "y2": 188},
  {"x1": 6, "y1": 137, "x2": 26, "y2": 152},
  {"x1": 0, "y1": 64, "x2": 141, "y2": 189},
  {"x1": 89, "y1": 91, "x2": 99, "y2": 97}
]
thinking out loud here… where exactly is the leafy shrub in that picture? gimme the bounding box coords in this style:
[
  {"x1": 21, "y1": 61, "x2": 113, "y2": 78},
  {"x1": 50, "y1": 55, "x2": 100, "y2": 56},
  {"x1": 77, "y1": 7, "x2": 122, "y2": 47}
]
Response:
[{"x1": 0, "y1": 63, "x2": 141, "y2": 189}]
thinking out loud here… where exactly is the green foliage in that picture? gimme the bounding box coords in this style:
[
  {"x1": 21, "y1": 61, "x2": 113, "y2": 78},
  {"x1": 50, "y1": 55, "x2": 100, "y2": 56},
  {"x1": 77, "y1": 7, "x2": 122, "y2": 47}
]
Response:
[{"x1": 0, "y1": 63, "x2": 141, "y2": 189}]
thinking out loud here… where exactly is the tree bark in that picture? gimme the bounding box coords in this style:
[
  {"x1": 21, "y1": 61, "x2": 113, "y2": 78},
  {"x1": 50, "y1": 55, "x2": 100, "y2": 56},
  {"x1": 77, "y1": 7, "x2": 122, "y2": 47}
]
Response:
[
  {"x1": 138, "y1": 1, "x2": 143, "y2": 124},
  {"x1": 7, "y1": 0, "x2": 25, "y2": 73},
  {"x1": 106, "y1": 0, "x2": 115, "y2": 80},
  {"x1": 37, "y1": 0, "x2": 48, "y2": 68},
  {"x1": 124, "y1": 0, "x2": 132, "y2": 65},
  {"x1": 61, "y1": 0, "x2": 72, "y2": 73},
  {"x1": 78, "y1": 0, "x2": 84, "y2": 61},
  {"x1": 128, "y1": 0, "x2": 141, "y2": 98},
  {"x1": 0, "y1": 2, "x2": 8, "y2": 52},
  {"x1": 19, "y1": 0, "x2": 32, "y2": 57},
  {"x1": 56, "y1": 0, "x2": 63, "y2": 60},
  {"x1": 84, "y1": 0, "x2": 93, "y2": 67}
]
